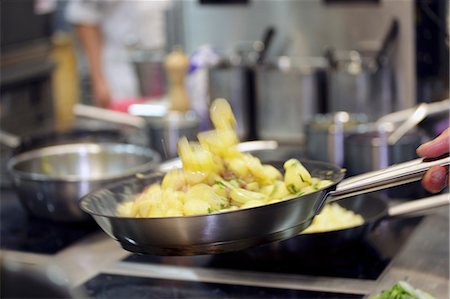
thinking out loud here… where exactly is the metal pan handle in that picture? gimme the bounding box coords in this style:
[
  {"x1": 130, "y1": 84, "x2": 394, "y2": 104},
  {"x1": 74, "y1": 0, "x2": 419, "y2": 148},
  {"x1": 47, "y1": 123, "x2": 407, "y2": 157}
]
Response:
[
  {"x1": 73, "y1": 104, "x2": 147, "y2": 129},
  {"x1": 328, "y1": 155, "x2": 450, "y2": 201},
  {"x1": 387, "y1": 193, "x2": 449, "y2": 217}
]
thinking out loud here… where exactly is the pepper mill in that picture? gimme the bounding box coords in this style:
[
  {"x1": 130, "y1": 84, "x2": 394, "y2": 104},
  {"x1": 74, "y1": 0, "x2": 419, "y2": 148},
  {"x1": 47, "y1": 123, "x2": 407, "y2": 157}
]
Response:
[{"x1": 164, "y1": 46, "x2": 190, "y2": 112}]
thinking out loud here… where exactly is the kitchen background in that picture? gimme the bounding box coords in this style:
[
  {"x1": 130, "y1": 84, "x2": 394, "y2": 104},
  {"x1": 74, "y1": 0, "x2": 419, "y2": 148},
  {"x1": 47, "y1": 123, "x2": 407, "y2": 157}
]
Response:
[
  {"x1": 1, "y1": 0, "x2": 449, "y2": 298},
  {"x1": 1, "y1": 0, "x2": 448, "y2": 141}
]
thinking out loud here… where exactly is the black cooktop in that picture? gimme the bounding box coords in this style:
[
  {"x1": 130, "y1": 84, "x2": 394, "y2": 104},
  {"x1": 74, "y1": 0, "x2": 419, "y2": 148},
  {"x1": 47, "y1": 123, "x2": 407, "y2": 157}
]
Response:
[
  {"x1": 0, "y1": 189, "x2": 99, "y2": 254},
  {"x1": 80, "y1": 274, "x2": 364, "y2": 299},
  {"x1": 124, "y1": 213, "x2": 422, "y2": 280}
]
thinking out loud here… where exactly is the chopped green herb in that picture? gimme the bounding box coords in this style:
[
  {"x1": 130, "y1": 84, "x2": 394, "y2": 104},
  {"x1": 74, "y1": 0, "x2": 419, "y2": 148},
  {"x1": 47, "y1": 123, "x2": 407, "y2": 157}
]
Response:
[
  {"x1": 208, "y1": 208, "x2": 212, "y2": 214},
  {"x1": 299, "y1": 174, "x2": 305, "y2": 182},
  {"x1": 371, "y1": 281, "x2": 435, "y2": 299},
  {"x1": 287, "y1": 184, "x2": 298, "y2": 194},
  {"x1": 215, "y1": 180, "x2": 225, "y2": 187}
]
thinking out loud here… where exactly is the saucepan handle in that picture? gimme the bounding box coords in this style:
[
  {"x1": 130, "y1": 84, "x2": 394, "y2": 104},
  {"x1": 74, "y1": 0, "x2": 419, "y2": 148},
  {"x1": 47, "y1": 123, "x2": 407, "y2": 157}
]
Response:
[
  {"x1": 0, "y1": 130, "x2": 21, "y2": 148},
  {"x1": 327, "y1": 155, "x2": 450, "y2": 202},
  {"x1": 387, "y1": 193, "x2": 450, "y2": 217}
]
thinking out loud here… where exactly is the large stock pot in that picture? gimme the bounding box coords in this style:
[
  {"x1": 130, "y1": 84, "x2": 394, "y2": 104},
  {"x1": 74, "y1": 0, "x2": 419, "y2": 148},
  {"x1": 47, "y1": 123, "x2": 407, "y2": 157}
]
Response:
[{"x1": 255, "y1": 56, "x2": 328, "y2": 144}]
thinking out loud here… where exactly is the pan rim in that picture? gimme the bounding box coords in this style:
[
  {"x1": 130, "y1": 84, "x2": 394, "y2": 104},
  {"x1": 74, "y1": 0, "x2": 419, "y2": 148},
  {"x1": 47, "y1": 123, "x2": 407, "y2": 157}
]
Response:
[{"x1": 7, "y1": 142, "x2": 161, "y2": 182}]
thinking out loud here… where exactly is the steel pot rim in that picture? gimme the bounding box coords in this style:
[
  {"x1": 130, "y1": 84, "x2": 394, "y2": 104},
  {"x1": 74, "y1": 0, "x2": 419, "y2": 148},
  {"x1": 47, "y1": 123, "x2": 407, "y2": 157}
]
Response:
[{"x1": 7, "y1": 142, "x2": 161, "y2": 182}]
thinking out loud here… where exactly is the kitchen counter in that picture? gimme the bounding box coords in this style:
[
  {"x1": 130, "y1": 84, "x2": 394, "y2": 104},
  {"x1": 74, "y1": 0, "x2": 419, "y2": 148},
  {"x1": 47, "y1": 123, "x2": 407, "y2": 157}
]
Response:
[{"x1": 1, "y1": 187, "x2": 448, "y2": 298}]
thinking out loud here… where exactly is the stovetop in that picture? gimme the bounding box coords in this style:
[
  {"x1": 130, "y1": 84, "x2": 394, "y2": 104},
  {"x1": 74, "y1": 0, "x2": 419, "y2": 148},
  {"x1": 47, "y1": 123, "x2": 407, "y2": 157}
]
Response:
[
  {"x1": 122, "y1": 214, "x2": 422, "y2": 281},
  {"x1": 0, "y1": 188, "x2": 99, "y2": 254},
  {"x1": 1, "y1": 185, "x2": 447, "y2": 299},
  {"x1": 80, "y1": 274, "x2": 364, "y2": 299}
]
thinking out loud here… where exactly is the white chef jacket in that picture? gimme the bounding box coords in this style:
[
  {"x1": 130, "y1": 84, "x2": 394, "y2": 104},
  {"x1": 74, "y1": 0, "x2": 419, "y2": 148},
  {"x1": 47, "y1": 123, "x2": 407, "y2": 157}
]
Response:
[{"x1": 65, "y1": 0, "x2": 171, "y2": 101}]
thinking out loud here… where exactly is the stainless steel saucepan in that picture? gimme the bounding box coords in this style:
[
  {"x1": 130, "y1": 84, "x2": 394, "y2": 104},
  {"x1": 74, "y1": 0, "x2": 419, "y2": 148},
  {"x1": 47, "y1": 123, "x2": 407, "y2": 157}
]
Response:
[
  {"x1": 80, "y1": 154, "x2": 449, "y2": 255},
  {"x1": 7, "y1": 143, "x2": 161, "y2": 222}
]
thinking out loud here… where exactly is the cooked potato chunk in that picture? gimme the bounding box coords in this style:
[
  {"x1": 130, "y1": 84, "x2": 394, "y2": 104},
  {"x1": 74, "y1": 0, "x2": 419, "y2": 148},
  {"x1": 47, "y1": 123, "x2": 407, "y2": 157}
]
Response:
[{"x1": 117, "y1": 99, "x2": 337, "y2": 221}]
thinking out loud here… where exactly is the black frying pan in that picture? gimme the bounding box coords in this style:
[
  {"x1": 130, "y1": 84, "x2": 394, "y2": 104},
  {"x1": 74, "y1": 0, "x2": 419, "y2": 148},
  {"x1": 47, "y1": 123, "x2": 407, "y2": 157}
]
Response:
[
  {"x1": 80, "y1": 155, "x2": 449, "y2": 256},
  {"x1": 275, "y1": 193, "x2": 449, "y2": 254}
]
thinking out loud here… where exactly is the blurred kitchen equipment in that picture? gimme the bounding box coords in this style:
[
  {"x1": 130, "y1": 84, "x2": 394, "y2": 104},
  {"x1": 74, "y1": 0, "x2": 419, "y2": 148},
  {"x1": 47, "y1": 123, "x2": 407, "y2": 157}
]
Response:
[
  {"x1": 0, "y1": 128, "x2": 131, "y2": 188},
  {"x1": 165, "y1": 46, "x2": 191, "y2": 112},
  {"x1": 307, "y1": 98, "x2": 449, "y2": 169},
  {"x1": 130, "y1": 49, "x2": 166, "y2": 99},
  {"x1": 7, "y1": 143, "x2": 161, "y2": 222},
  {"x1": 325, "y1": 19, "x2": 399, "y2": 120},
  {"x1": 255, "y1": 56, "x2": 328, "y2": 144},
  {"x1": 207, "y1": 28, "x2": 275, "y2": 141},
  {"x1": 306, "y1": 112, "x2": 368, "y2": 166},
  {"x1": 344, "y1": 123, "x2": 428, "y2": 198},
  {"x1": 387, "y1": 102, "x2": 428, "y2": 145},
  {"x1": 343, "y1": 98, "x2": 450, "y2": 178},
  {"x1": 145, "y1": 110, "x2": 199, "y2": 159},
  {"x1": 344, "y1": 127, "x2": 426, "y2": 177},
  {"x1": 73, "y1": 103, "x2": 198, "y2": 160},
  {"x1": 80, "y1": 155, "x2": 449, "y2": 255},
  {"x1": 378, "y1": 98, "x2": 449, "y2": 124},
  {"x1": 256, "y1": 26, "x2": 276, "y2": 64},
  {"x1": 208, "y1": 59, "x2": 254, "y2": 140}
]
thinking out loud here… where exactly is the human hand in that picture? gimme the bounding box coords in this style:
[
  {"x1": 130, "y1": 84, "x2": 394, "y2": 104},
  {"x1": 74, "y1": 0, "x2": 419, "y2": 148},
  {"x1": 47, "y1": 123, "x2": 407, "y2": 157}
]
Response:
[
  {"x1": 416, "y1": 128, "x2": 450, "y2": 193},
  {"x1": 92, "y1": 77, "x2": 112, "y2": 108}
]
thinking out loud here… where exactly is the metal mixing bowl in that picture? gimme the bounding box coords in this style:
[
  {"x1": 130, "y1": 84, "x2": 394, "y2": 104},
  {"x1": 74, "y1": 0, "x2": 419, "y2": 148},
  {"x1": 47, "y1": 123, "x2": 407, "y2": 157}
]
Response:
[{"x1": 7, "y1": 143, "x2": 161, "y2": 222}]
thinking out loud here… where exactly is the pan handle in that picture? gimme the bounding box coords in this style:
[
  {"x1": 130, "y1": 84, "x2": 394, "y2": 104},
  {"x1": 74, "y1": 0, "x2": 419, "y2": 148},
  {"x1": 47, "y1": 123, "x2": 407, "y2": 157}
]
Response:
[
  {"x1": 387, "y1": 193, "x2": 449, "y2": 217},
  {"x1": 0, "y1": 130, "x2": 21, "y2": 148},
  {"x1": 73, "y1": 104, "x2": 147, "y2": 129},
  {"x1": 328, "y1": 155, "x2": 450, "y2": 202}
]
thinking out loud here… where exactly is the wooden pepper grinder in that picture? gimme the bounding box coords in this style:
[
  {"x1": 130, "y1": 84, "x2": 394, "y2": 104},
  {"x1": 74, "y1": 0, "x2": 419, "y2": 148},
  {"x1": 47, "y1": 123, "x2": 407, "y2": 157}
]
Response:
[{"x1": 164, "y1": 46, "x2": 190, "y2": 112}]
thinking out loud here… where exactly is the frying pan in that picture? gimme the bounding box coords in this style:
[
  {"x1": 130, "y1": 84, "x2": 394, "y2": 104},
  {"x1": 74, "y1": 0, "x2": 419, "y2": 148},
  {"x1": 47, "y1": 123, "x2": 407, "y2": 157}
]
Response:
[
  {"x1": 275, "y1": 193, "x2": 449, "y2": 254},
  {"x1": 80, "y1": 155, "x2": 449, "y2": 256}
]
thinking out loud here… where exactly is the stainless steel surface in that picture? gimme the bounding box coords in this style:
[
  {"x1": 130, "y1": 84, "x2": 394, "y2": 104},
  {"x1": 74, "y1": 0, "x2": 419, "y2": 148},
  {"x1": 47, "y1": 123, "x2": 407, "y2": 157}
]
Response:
[
  {"x1": 377, "y1": 98, "x2": 450, "y2": 124},
  {"x1": 306, "y1": 112, "x2": 368, "y2": 166},
  {"x1": 178, "y1": 1, "x2": 416, "y2": 112},
  {"x1": 146, "y1": 110, "x2": 199, "y2": 160},
  {"x1": 208, "y1": 64, "x2": 252, "y2": 140},
  {"x1": 80, "y1": 155, "x2": 449, "y2": 255},
  {"x1": 73, "y1": 104, "x2": 147, "y2": 129},
  {"x1": 387, "y1": 193, "x2": 450, "y2": 217},
  {"x1": 73, "y1": 104, "x2": 199, "y2": 160},
  {"x1": 255, "y1": 57, "x2": 326, "y2": 143},
  {"x1": 326, "y1": 50, "x2": 396, "y2": 120},
  {"x1": 7, "y1": 143, "x2": 161, "y2": 222},
  {"x1": 329, "y1": 156, "x2": 450, "y2": 201},
  {"x1": 344, "y1": 127, "x2": 426, "y2": 177},
  {"x1": 387, "y1": 102, "x2": 428, "y2": 145}
]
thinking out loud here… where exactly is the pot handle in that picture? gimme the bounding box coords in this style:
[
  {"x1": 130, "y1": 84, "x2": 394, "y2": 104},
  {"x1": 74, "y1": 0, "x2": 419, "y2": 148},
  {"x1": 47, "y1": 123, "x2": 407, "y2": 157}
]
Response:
[
  {"x1": 387, "y1": 193, "x2": 449, "y2": 217},
  {"x1": 73, "y1": 104, "x2": 147, "y2": 129},
  {"x1": 0, "y1": 130, "x2": 21, "y2": 148},
  {"x1": 328, "y1": 155, "x2": 450, "y2": 202}
]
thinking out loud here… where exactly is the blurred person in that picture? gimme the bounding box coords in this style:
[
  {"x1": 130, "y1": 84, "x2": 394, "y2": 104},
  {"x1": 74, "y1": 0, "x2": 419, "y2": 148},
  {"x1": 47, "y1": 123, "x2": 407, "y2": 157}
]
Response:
[
  {"x1": 65, "y1": 0, "x2": 171, "y2": 108},
  {"x1": 416, "y1": 127, "x2": 450, "y2": 193}
]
